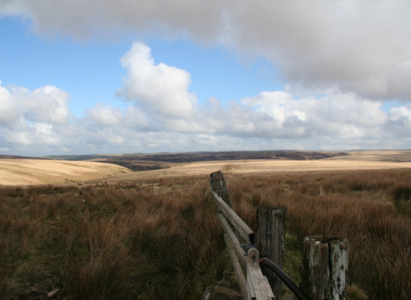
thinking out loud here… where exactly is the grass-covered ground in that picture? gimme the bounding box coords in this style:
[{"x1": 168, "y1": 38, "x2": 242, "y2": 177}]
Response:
[{"x1": 1, "y1": 169, "x2": 411, "y2": 299}]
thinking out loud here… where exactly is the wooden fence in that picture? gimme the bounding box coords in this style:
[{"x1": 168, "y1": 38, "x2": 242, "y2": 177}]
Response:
[{"x1": 209, "y1": 171, "x2": 349, "y2": 300}]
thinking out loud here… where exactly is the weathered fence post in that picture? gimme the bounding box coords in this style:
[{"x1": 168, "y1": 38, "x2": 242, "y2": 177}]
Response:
[
  {"x1": 300, "y1": 236, "x2": 349, "y2": 300},
  {"x1": 210, "y1": 171, "x2": 232, "y2": 207},
  {"x1": 256, "y1": 207, "x2": 287, "y2": 300}
]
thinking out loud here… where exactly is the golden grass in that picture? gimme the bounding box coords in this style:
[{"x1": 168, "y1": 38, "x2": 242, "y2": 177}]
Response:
[
  {"x1": 0, "y1": 159, "x2": 131, "y2": 186},
  {"x1": 3, "y1": 151, "x2": 411, "y2": 186},
  {"x1": 94, "y1": 158, "x2": 411, "y2": 184},
  {"x1": 327, "y1": 150, "x2": 411, "y2": 162}
]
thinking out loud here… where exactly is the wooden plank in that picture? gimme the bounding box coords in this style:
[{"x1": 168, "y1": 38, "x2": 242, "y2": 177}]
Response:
[
  {"x1": 211, "y1": 190, "x2": 255, "y2": 244},
  {"x1": 217, "y1": 212, "x2": 247, "y2": 271},
  {"x1": 247, "y1": 275, "x2": 257, "y2": 300},
  {"x1": 247, "y1": 248, "x2": 275, "y2": 300},
  {"x1": 256, "y1": 206, "x2": 286, "y2": 299},
  {"x1": 223, "y1": 233, "x2": 248, "y2": 300}
]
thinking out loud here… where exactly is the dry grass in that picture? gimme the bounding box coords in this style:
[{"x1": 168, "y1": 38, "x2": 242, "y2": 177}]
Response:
[
  {"x1": 3, "y1": 151, "x2": 411, "y2": 186},
  {"x1": 89, "y1": 158, "x2": 411, "y2": 184},
  {"x1": 0, "y1": 159, "x2": 131, "y2": 186},
  {"x1": 225, "y1": 169, "x2": 411, "y2": 300},
  {"x1": 0, "y1": 179, "x2": 228, "y2": 299},
  {"x1": 1, "y1": 168, "x2": 411, "y2": 299}
]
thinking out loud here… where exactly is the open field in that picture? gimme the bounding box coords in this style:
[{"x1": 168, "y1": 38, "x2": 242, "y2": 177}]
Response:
[
  {"x1": 0, "y1": 159, "x2": 131, "y2": 186},
  {"x1": 326, "y1": 150, "x2": 411, "y2": 162},
  {"x1": 1, "y1": 151, "x2": 411, "y2": 299},
  {"x1": 1, "y1": 169, "x2": 411, "y2": 299},
  {"x1": 2, "y1": 151, "x2": 411, "y2": 186},
  {"x1": 90, "y1": 157, "x2": 411, "y2": 183}
]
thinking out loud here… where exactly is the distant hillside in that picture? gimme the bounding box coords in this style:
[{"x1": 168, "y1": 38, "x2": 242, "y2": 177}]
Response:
[
  {"x1": 43, "y1": 154, "x2": 119, "y2": 161},
  {"x1": 44, "y1": 151, "x2": 348, "y2": 171},
  {"x1": 45, "y1": 150, "x2": 347, "y2": 162},
  {"x1": 0, "y1": 155, "x2": 49, "y2": 160},
  {"x1": 118, "y1": 150, "x2": 348, "y2": 163}
]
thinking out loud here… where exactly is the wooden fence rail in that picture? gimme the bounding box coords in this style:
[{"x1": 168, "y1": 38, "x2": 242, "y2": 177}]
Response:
[
  {"x1": 210, "y1": 172, "x2": 273, "y2": 300},
  {"x1": 209, "y1": 171, "x2": 349, "y2": 300}
]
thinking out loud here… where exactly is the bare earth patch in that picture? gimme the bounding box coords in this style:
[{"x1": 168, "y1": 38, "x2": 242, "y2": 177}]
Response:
[{"x1": 0, "y1": 159, "x2": 131, "y2": 186}]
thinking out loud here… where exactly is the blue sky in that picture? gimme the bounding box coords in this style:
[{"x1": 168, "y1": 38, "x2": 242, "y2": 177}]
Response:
[
  {"x1": 0, "y1": 17, "x2": 282, "y2": 115},
  {"x1": 1, "y1": 1, "x2": 411, "y2": 155}
]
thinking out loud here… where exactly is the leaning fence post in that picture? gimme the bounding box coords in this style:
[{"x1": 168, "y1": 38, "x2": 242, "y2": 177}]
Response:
[
  {"x1": 256, "y1": 206, "x2": 287, "y2": 300},
  {"x1": 210, "y1": 171, "x2": 232, "y2": 207},
  {"x1": 300, "y1": 236, "x2": 349, "y2": 300}
]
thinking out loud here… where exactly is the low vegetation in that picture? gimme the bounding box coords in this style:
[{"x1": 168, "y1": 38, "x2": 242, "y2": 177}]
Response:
[
  {"x1": 1, "y1": 168, "x2": 410, "y2": 299},
  {"x1": 0, "y1": 178, "x2": 228, "y2": 299},
  {"x1": 227, "y1": 169, "x2": 411, "y2": 300}
]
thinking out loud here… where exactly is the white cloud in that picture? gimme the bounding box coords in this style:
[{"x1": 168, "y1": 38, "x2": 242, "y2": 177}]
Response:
[
  {"x1": 123, "y1": 106, "x2": 150, "y2": 129},
  {"x1": 389, "y1": 106, "x2": 411, "y2": 128},
  {"x1": 5, "y1": 131, "x2": 31, "y2": 146},
  {"x1": 238, "y1": 89, "x2": 388, "y2": 140},
  {"x1": 86, "y1": 104, "x2": 122, "y2": 126},
  {"x1": 0, "y1": 81, "x2": 70, "y2": 149},
  {"x1": 0, "y1": 82, "x2": 70, "y2": 127},
  {"x1": 118, "y1": 42, "x2": 197, "y2": 119},
  {"x1": 26, "y1": 86, "x2": 70, "y2": 124},
  {"x1": 0, "y1": 81, "x2": 20, "y2": 125}
]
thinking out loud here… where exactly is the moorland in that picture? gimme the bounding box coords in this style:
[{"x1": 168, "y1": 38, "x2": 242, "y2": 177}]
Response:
[{"x1": 1, "y1": 150, "x2": 411, "y2": 299}]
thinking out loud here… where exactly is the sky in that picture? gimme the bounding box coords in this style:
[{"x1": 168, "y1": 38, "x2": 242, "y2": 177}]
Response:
[{"x1": 1, "y1": 0, "x2": 411, "y2": 156}]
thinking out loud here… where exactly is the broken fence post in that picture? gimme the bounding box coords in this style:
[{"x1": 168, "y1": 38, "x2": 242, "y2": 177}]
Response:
[
  {"x1": 300, "y1": 236, "x2": 349, "y2": 300},
  {"x1": 256, "y1": 206, "x2": 287, "y2": 300}
]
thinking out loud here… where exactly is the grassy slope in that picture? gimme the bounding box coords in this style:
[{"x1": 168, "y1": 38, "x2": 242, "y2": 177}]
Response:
[{"x1": 0, "y1": 159, "x2": 131, "y2": 186}]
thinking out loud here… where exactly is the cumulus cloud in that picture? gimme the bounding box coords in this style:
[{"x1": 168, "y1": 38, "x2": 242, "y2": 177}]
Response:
[
  {"x1": 241, "y1": 90, "x2": 388, "y2": 140},
  {"x1": 0, "y1": 82, "x2": 70, "y2": 127},
  {"x1": 86, "y1": 104, "x2": 122, "y2": 126},
  {"x1": 389, "y1": 106, "x2": 411, "y2": 128},
  {"x1": 118, "y1": 42, "x2": 197, "y2": 119},
  {"x1": 0, "y1": 81, "x2": 70, "y2": 150},
  {"x1": 0, "y1": 81, "x2": 20, "y2": 125},
  {"x1": 2, "y1": 0, "x2": 411, "y2": 101}
]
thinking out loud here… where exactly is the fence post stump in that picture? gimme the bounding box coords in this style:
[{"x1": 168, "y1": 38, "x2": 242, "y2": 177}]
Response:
[
  {"x1": 210, "y1": 171, "x2": 232, "y2": 207},
  {"x1": 256, "y1": 207, "x2": 287, "y2": 300},
  {"x1": 300, "y1": 236, "x2": 349, "y2": 300}
]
